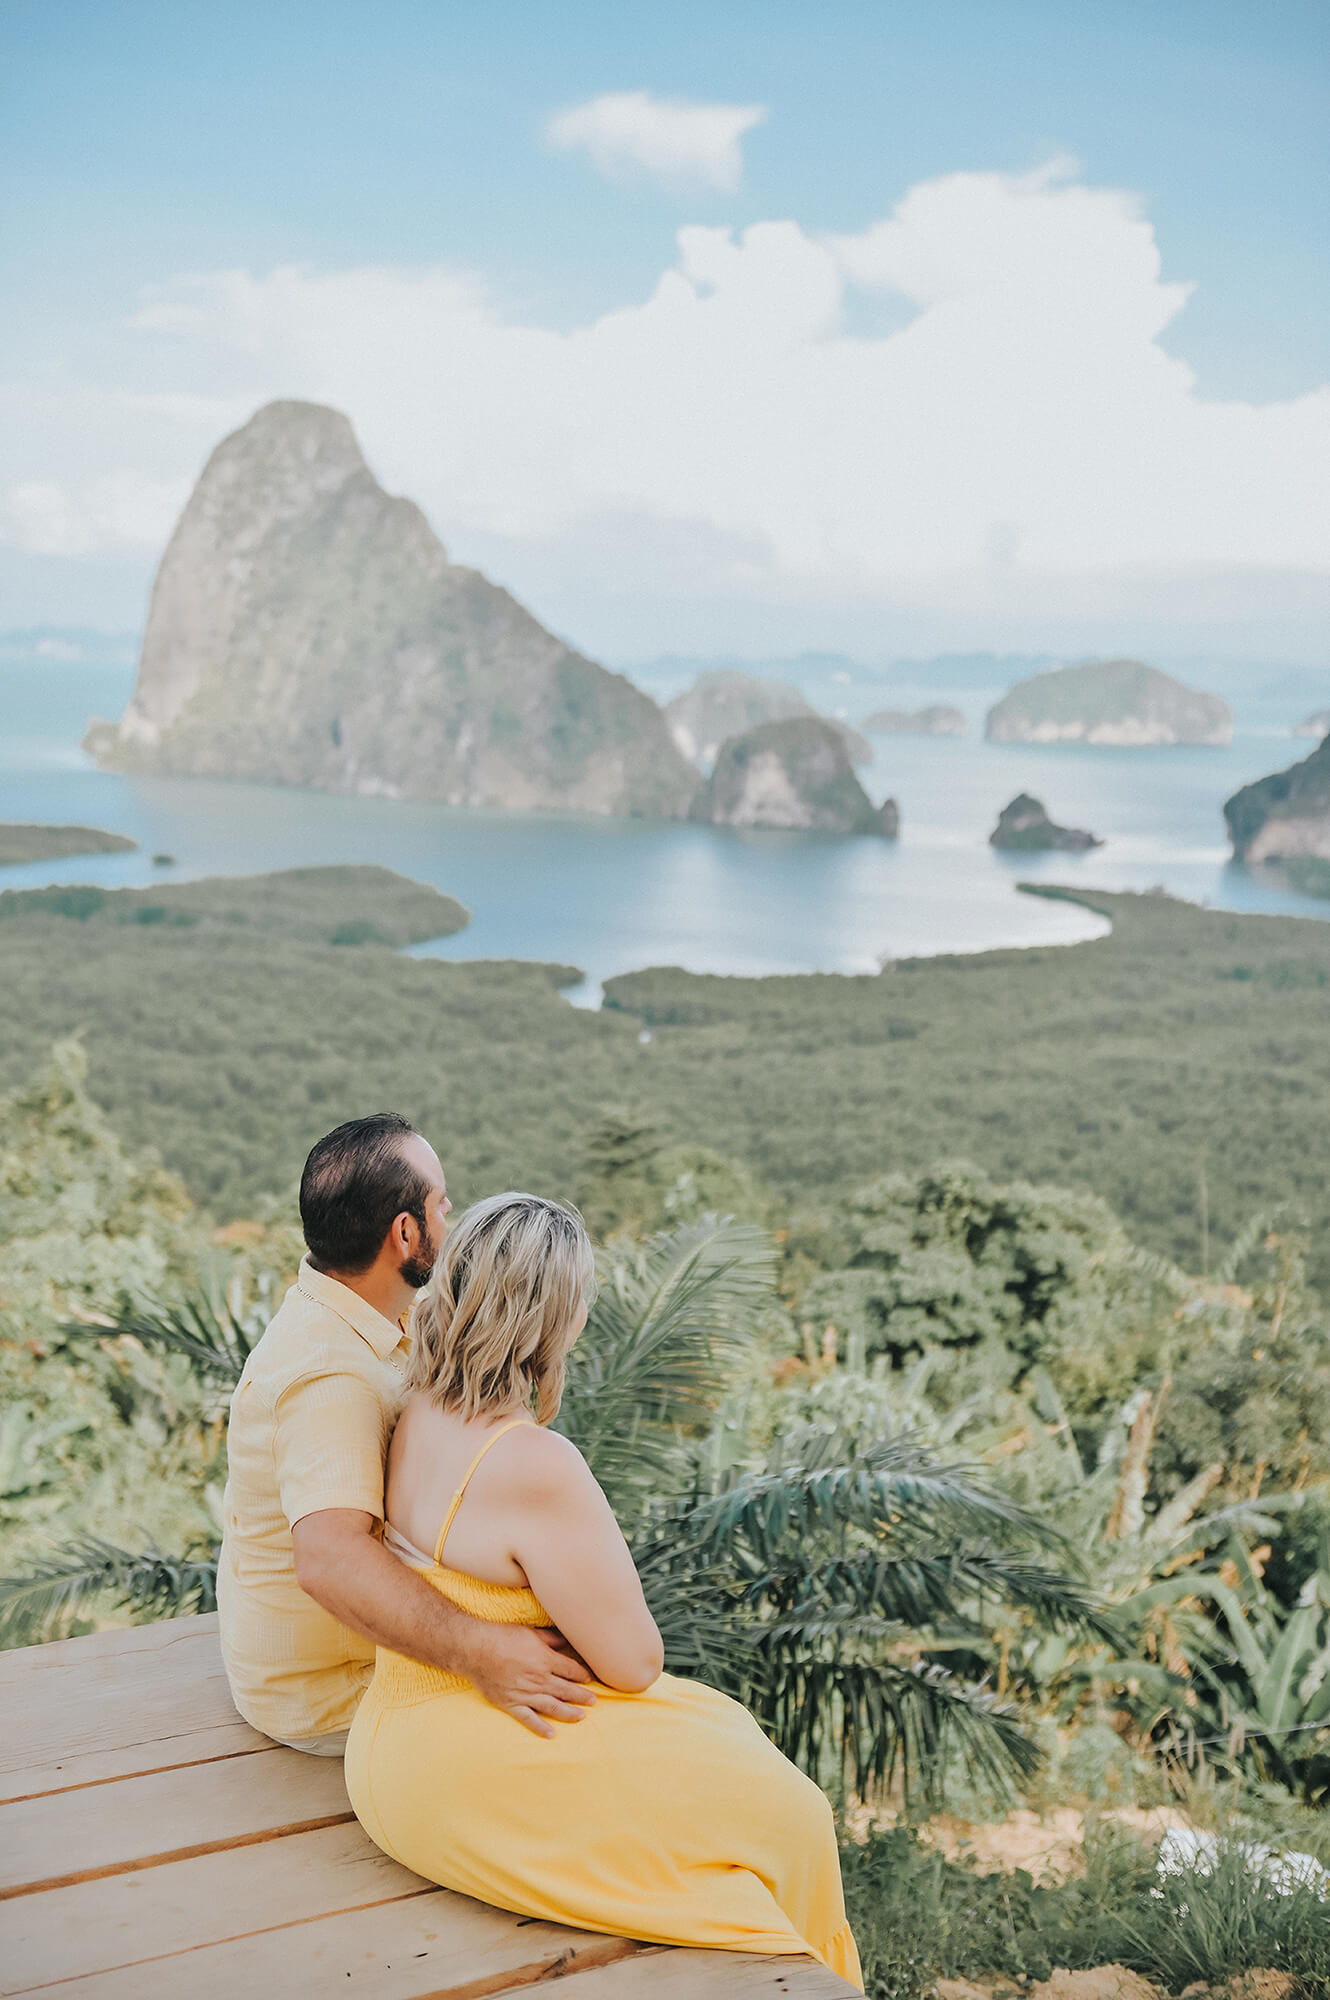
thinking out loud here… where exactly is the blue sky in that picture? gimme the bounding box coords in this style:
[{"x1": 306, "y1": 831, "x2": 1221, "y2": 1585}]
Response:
[{"x1": 2, "y1": 0, "x2": 1327, "y2": 661}]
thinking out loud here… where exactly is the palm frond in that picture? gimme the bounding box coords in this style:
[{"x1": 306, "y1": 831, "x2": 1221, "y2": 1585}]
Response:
[
  {"x1": 679, "y1": 1426, "x2": 1064, "y2": 1567},
  {"x1": 751, "y1": 1546, "x2": 1121, "y2": 1648},
  {"x1": 763, "y1": 1644, "x2": 1038, "y2": 1801},
  {"x1": 631, "y1": 1531, "x2": 760, "y2": 1688},
  {"x1": 1213, "y1": 1208, "x2": 1291, "y2": 1287},
  {"x1": 0, "y1": 1536, "x2": 219, "y2": 1649},
  {"x1": 61, "y1": 1259, "x2": 268, "y2": 1389},
  {"x1": 558, "y1": 1217, "x2": 776, "y2": 1510}
]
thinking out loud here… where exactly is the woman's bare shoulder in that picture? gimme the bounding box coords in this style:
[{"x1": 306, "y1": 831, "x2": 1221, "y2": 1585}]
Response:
[{"x1": 498, "y1": 1423, "x2": 593, "y2": 1499}]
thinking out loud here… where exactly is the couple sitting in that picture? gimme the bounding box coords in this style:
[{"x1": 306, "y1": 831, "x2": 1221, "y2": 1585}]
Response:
[{"x1": 218, "y1": 1113, "x2": 861, "y2": 1989}]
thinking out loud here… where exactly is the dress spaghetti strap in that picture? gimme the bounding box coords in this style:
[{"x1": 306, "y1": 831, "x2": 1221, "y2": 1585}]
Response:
[{"x1": 432, "y1": 1419, "x2": 535, "y2": 1567}]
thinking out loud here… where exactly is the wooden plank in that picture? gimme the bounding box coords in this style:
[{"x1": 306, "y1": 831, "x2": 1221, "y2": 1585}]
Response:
[
  {"x1": 0, "y1": 1743, "x2": 353, "y2": 1896},
  {"x1": 0, "y1": 1833, "x2": 642, "y2": 1997},
  {"x1": 525, "y1": 1948, "x2": 859, "y2": 1996},
  {"x1": 0, "y1": 1615, "x2": 262, "y2": 1801},
  {"x1": 0, "y1": 1616, "x2": 215, "y2": 1682},
  {"x1": 1, "y1": 1821, "x2": 421, "y2": 1991}
]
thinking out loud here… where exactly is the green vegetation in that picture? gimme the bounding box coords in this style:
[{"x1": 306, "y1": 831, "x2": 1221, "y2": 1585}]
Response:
[
  {"x1": 0, "y1": 821, "x2": 136, "y2": 865},
  {"x1": 0, "y1": 863, "x2": 467, "y2": 947},
  {"x1": 1289, "y1": 856, "x2": 1330, "y2": 900},
  {"x1": 1, "y1": 870, "x2": 1327, "y2": 1295},
  {"x1": 0, "y1": 1079, "x2": 1102, "y2": 1792},
  {"x1": 2, "y1": 991, "x2": 1328, "y2": 1991},
  {"x1": 843, "y1": 1821, "x2": 1330, "y2": 1998}
]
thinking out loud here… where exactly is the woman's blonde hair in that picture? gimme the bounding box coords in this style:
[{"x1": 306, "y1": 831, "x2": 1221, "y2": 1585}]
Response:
[{"x1": 405, "y1": 1192, "x2": 595, "y2": 1423}]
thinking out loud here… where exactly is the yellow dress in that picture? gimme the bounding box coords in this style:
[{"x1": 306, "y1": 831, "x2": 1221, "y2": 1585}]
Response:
[{"x1": 343, "y1": 1423, "x2": 862, "y2": 1989}]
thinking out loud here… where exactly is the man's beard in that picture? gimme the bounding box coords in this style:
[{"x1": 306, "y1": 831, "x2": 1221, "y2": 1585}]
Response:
[{"x1": 399, "y1": 1217, "x2": 440, "y2": 1291}]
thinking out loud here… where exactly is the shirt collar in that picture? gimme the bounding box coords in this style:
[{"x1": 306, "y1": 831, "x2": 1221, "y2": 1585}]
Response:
[{"x1": 296, "y1": 1255, "x2": 408, "y2": 1359}]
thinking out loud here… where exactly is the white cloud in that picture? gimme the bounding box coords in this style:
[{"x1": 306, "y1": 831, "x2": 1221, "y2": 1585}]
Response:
[
  {"x1": 547, "y1": 91, "x2": 766, "y2": 191},
  {"x1": 3, "y1": 162, "x2": 1327, "y2": 655},
  {"x1": 2, "y1": 471, "x2": 189, "y2": 556}
]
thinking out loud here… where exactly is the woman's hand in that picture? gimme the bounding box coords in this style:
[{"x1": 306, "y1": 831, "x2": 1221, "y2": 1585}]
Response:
[
  {"x1": 292, "y1": 1508, "x2": 596, "y2": 1738},
  {"x1": 458, "y1": 1620, "x2": 597, "y2": 1739}
]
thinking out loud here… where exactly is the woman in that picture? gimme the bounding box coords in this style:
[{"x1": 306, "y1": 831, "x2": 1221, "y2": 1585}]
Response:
[{"x1": 344, "y1": 1192, "x2": 862, "y2": 1988}]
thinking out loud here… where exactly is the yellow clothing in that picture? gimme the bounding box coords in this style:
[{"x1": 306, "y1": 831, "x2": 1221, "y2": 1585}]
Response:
[
  {"x1": 218, "y1": 1257, "x2": 410, "y2": 1741},
  {"x1": 344, "y1": 1425, "x2": 862, "y2": 1990}
]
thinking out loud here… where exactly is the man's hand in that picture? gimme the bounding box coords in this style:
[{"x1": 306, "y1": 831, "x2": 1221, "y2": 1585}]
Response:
[
  {"x1": 291, "y1": 1509, "x2": 595, "y2": 1738},
  {"x1": 456, "y1": 1622, "x2": 597, "y2": 1740}
]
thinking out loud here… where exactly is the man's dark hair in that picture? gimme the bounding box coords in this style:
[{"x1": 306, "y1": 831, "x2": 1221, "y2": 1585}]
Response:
[{"x1": 300, "y1": 1113, "x2": 432, "y2": 1273}]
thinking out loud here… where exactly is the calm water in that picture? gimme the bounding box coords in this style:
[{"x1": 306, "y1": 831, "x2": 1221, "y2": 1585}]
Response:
[{"x1": 1, "y1": 660, "x2": 1325, "y2": 1004}]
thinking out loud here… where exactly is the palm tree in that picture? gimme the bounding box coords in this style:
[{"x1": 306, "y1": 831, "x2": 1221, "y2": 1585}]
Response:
[{"x1": 0, "y1": 1217, "x2": 1110, "y2": 1800}]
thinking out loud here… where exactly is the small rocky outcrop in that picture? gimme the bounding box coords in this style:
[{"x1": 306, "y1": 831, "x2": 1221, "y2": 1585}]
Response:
[
  {"x1": 87, "y1": 401, "x2": 697, "y2": 820},
  {"x1": 990, "y1": 794, "x2": 1102, "y2": 852},
  {"x1": 1294, "y1": 708, "x2": 1330, "y2": 740},
  {"x1": 690, "y1": 718, "x2": 897, "y2": 836},
  {"x1": 666, "y1": 669, "x2": 871, "y2": 767},
  {"x1": 1224, "y1": 733, "x2": 1330, "y2": 863},
  {"x1": 986, "y1": 660, "x2": 1231, "y2": 747},
  {"x1": 862, "y1": 704, "x2": 965, "y2": 737}
]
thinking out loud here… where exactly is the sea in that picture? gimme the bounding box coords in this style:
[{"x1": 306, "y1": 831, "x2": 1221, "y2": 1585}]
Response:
[{"x1": 1, "y1": 653, "x2": 1325, "y2": 1006}]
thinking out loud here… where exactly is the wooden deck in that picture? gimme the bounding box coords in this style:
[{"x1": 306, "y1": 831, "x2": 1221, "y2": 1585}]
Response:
[{"x1": 1, "y1": 1614, "x2": 856, "y2": 1997}]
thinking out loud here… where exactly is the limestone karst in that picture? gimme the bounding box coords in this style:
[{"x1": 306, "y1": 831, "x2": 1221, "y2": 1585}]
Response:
[
  {"x1": 990, "y1": 795, "x2": 1102, "y2": 852},
  {"x1": 985, "y1": 661, "x2": 1231, "y2": 747},
  {"x1": 1225, "y1": 733, "x2": 1330, "y2": 864},
  {"x1": 666, "y1": 669, "x2": 871, "y2": 768},
  {"x1": 689, "y1": 718, "x2": 897, "y2": 836},
  {"x1": 87, "y1": 402, "x2": 697, "y2": 820}
]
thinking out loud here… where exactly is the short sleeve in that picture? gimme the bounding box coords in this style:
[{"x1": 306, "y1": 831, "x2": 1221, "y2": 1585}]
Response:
[{"x1": 273, "y1": 1370, "x2": 388, "y2": 1530}]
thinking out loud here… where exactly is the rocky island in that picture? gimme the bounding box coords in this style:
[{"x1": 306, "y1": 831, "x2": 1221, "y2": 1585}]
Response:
[
  {"x1": 861, "y1": 704, "x2": 965, "y2": 737},
  {"x1": 1224, "y1": 732, "x2": 1330, "y2": 865},
  {"x1": 87, "y1": 401, "x2": 697, "y2": 820},
  {"x1": 990, "y1": 795, "x2": 1102, "y2": 852},
  {"x1": 985, "y1": 660, "x2": 1231, "y2": 747},
  {"x1": 690, "y1": 718, "x2": 898, "y2": 836},
  {"x1": 666, "y1": 669, "x2": 871, "y2": 767}
]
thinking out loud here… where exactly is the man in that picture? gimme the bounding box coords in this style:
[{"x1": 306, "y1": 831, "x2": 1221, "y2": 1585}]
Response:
[{"x1": 218, "y1": 1112, "x2": 595, "y2": 1753}]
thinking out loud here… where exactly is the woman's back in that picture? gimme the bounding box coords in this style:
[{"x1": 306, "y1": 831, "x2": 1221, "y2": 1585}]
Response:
[
  {"x1": 385, "y1": 1394, "x2": 663, "y2": 1695},
  {"x1": 386, "y1": 1399, "x2": 545, "y2": 1585}
]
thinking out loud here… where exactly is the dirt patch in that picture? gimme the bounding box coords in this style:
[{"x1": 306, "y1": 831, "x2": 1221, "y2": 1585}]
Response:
[
  {"x1": 936, "y1": 1975, "x2": 1163, "y2": 2000},
  {"x1": 922, "y1": 1807, "x2": 1192, "y2": 1885},
  {"x1": 1179, "y1": 1979, "x2": 1298, "y2": 2000},
  {"x1": 1030, "y1": 1972, "x2": 1162, "y2": 2000},
  {"x1": 934, "y1": 1971, "x2": 1298, "y2": 2000}
]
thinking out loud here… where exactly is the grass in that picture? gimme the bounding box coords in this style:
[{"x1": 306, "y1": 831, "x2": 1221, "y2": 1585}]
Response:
[
  {"x1": 0, "y1": 870, "x2": 1327, "y2": 1286},
  {"x1": 0, "y1": 864, "x2": 467, "y2": 947},
  {"x1": 1289, "y1": 857, "x2": 1330, "y2": 901},
  {"x1": 841, "y1": 1821, "x2": 1330, "y2": 1999},
  {"x1": 0, "y1": 822, "x2": 137, "y2": 864}
]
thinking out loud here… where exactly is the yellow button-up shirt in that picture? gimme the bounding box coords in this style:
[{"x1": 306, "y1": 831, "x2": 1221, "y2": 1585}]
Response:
[{"x1": 217, "y1": 1257, "x2": 410, "y2": 1741}]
